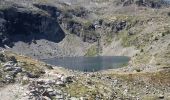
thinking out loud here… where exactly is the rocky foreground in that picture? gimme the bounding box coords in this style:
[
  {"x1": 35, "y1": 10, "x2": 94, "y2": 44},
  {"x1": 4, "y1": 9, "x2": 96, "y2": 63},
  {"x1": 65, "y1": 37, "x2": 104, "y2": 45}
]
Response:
[{"x1": 0, "y1": 51, "x2": 169, "y2": 100}]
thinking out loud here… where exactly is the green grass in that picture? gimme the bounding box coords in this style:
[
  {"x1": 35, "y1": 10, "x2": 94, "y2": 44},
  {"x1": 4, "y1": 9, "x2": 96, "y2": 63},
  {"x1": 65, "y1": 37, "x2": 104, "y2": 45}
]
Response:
[
  {"x1": 63, "y1": 76, "x2": 111, "y2": 99},
  {"x1": 21, "y1": 62, "x2": 44, "y2": 76},
  {"x1": 117, "y1": 31, "x2": 139, "y2": 47},
  {"x1": 65, "y1": 82, "x2": 90, "y2": 97},
  {"x1": 85, "y1": 45, "x2": 98, "y2": 56},
  {"x1": 63, "y1": 77, "x2": 98, "y2": 98},
  {"x1": 105, "y1": 33, "x2": 113, "y2": 45},
  {"x1": 133, "y1": 52, "x2": 152, "y2": 65},
  {"x1": 154, "y1": 47, "x2": 170, "y2": 67}
]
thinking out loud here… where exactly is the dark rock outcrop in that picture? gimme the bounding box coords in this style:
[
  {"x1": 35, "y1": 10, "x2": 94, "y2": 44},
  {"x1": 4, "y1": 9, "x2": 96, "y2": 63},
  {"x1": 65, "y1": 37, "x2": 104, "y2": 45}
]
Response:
[
  {"x1": 0, "y1": 4, "x2": 65, "y2": 47},
  {"x1": 111, "y1": 21, "x2": 127, "y2": 33},
  {"x1": 135, "y1": 0, "x2": 167, "y2": 8},
  {"x1": 66, "y1": 20, "x2": 82, "y2": 36},
  {"x1": 119, "y1": 0, "x2": 169, "y2": 8}
]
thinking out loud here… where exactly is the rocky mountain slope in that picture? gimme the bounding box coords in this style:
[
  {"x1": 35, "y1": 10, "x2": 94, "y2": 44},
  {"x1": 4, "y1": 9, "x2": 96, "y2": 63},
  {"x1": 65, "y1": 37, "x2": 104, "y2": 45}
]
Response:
[{"x1": 0, "y1": 0, "x2": 169, "y2": 67}]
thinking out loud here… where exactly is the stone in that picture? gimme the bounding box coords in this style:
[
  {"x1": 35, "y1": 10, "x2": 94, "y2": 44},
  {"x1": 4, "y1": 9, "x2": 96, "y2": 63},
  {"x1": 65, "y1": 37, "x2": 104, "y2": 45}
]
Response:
[
  {"x1": 5, "y1": 74, "x2": 14, "y2": 83},
  {"x1": 3, "y1": 61, "x2": 14, "y2": 67},
  {"x1": 65, "y1": 76, "x2": 73, "y2": 83},
  {"x1": 70, "y1": 97, "x2": 79, "y2": 100},
  {"x1": 14, "y1": 63, "x2": 18, "y2": 67},
  {"x1": 23, "y1": 75, "x2": 29, "y2": 81},
  {"x1": 26, "y1": 72, "x2": 39, "y2": 78},
  {"x1": 80, "y1": 97, "x2": 87, "y2": 100},
  {"x1": 61, "y1": 76, "x2": 73, "y2": 83},
  {"x1": 57, "y1": 74, "x2": 63, "y2": 79},
  {"x1": 123, "y1": 89, "x2": 128, "y2": 95},
  {"x1": 112, "y1": 80, "x2": 118, "y2": 86},
  {"x1": 46, "y1": 80, "x2": 56, "y2": 85},
  {"x1": 91, "y1": 74, "x2": 96, "y2": 77},
  {"x1": 56, "y1": 81, "x2": 65, "y2": 87},
  {"x1": 43, "y1": 96, "x2": 51, "y2": 100},
  {"x1": 37, "y1": 79, "x2": 45, "y2": 85},
  {"x1": 45, "y1": 64, "x2": 53, "y2": 69},
  {"x1": 159, "y1": 94, "x2": 164, "y2": 99},
  {"x1": 8, "y1": 56, "x2": 17, "y2": 63},
  {"x1": 61, "y1": 76, "x2": 65, "y2": 82},
  {"x1": 14, "y1": 67, "x2": 22, "y2": 73},
  {"x1": 112, "y1": 21, "x2": 126, "y2": 33},
  {"x1": 23, "y1": 91, "x2": 30, "y2": 96},
  {"x1": 42, "y1": 85, "x2": 50, "y2": 88},
  {"x1": 87, "y1": 81, "x2": 93, "y2": 85},
  {"x1": 56, "y1": 90, "x2": 63, "y2": 95},
  {"x1": 47, "y1": 88, "x2": 53, "y2": 92},
  {"x1": 56, "y1": 95, "x2": 64, "y2": 99},
  {"x1": 3, "y1": 66, "x2": 13, "y2": 71},
  {"x1": 48, "y1": 92, "x2": 56, "y2": 96},
  {"x1": 29, "y1": 90, "x2": 38, "y2": 94}
]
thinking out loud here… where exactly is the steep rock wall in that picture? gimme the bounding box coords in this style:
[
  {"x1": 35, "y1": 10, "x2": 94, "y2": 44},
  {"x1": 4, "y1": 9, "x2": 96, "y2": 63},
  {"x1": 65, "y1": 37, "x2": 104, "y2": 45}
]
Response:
[{"x1": 0, "y1": 4, "x2": 65, "y2": 47}]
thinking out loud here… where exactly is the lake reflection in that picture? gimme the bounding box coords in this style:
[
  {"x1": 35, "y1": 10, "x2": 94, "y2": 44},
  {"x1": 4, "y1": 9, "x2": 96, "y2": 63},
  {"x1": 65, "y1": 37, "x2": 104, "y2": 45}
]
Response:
[{"x1": 42, "y1": 56, "x2": 130, "y2": 72}]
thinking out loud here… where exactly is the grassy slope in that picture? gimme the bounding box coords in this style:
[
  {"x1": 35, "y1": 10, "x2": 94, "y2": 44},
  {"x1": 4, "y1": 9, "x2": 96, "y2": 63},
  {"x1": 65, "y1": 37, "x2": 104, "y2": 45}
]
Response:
[{"x1": 101, "y1": 7, "x2": 170, "y2": 67}]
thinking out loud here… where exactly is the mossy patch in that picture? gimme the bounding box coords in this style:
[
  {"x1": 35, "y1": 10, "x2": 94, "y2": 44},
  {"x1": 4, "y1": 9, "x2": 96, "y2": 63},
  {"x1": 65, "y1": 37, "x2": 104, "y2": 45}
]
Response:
[
  {"x1": 63, "y1": 76, "x2": 112, "y2": 99},
  {"x1": 64, "y1": 78, "x2": 99, "y2": 99},
  {"x1": 133, "y1": 52, "x2": 152, "y2": 65},
  {"x1": 104, "y1": 33, "x2": 114, "y2": 45},
  {"x1": 108, "y1": 70, "x2": 170, "y2": 86},
  {"x1": 85, "y1": 45, "x2": 98, "y2": 56}
]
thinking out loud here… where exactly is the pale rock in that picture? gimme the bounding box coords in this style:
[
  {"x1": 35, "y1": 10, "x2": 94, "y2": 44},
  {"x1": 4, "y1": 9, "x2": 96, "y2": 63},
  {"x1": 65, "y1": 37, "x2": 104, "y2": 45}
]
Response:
[{"x1": 47, "y1": 88, "x2": 53, "y2": 92}]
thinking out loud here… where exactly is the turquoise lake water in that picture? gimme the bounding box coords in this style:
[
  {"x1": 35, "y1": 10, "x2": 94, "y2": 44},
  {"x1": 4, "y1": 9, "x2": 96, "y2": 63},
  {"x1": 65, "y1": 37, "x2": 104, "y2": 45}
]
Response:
[{"x1": 43, "y1": 56, "x2": 130, "y2": 72}]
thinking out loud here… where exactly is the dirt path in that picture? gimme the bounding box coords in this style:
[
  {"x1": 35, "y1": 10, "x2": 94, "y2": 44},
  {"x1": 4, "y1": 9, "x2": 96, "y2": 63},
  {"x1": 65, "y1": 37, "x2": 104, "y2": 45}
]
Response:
[{"x1": 0, "y1": 84, "x2": 28, "y2": 100}]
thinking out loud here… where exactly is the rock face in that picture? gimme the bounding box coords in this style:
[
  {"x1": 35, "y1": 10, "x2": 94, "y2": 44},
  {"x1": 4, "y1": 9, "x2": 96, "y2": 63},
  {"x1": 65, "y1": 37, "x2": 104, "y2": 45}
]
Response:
[
  {"x1": 0, "y1": 3, "x2": 65, "y2": 47},
  {"x1": 120, "y1": 0, "x2": 169, "y2": 8},
  {"x1": 0, "y1": 2, "x2": 90, "y2": 59},
  {"x1": 58, "y1": 6, "x2": 98, "y2": 43},
  {"x1": 135, "y1": 0, "x2": 168, "y2": 8}
]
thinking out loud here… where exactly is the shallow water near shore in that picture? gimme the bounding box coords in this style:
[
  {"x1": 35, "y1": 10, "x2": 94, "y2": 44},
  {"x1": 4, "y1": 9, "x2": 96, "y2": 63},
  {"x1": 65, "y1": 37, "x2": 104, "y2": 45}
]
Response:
[{"x1": 42, "y1": 56, "x2": 130, "y2": 72}]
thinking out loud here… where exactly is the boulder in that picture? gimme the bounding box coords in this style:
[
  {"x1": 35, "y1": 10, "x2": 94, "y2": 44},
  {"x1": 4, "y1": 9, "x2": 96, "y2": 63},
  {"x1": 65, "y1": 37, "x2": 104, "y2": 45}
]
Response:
[
  {"x1": 0, "y1": 53, "x2": 6, "y2": 62},
  {"x1": 26, "y1": 72, "x2": 40, "y2": 78},
  {"x1": 5, "y1": 74, "x2": 14, "y2": 83},
  {"x1": 112, "y1": 21, "x2": 126, "y2": 33},
  {"x1": 14, "y1": 67, "x2": 22, "y2": 73},
  {"x1": 8, "y1": 56, "x2": 17, "y2": 63},
  {"x1": 11, "y1": 67, "x2": 22, "y2": 76},
  {"x1": 3, "y1": 66, "x2": 13, "y2": 71},
  {"x1": 61, "y1": 76, "x2": 73, "y2": 83},
  {"x1": 159, "y1": 94, "x2": 164, "y2": 99},
  {"x1": 55, "y1": 95, "x2": 64, "y2": 99},
  {"x1": 48, "y1": 92, "x2": 56, "y2": 96},
  {"x1": 3, "y1": 61, "x2": 14, "y2": 67},
  {"x1": 47, "y1": 88, "x2": 53, "y2": 92},
  {"x1": 56, "y1": 81, "x2": 65, "y2": 87}
]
